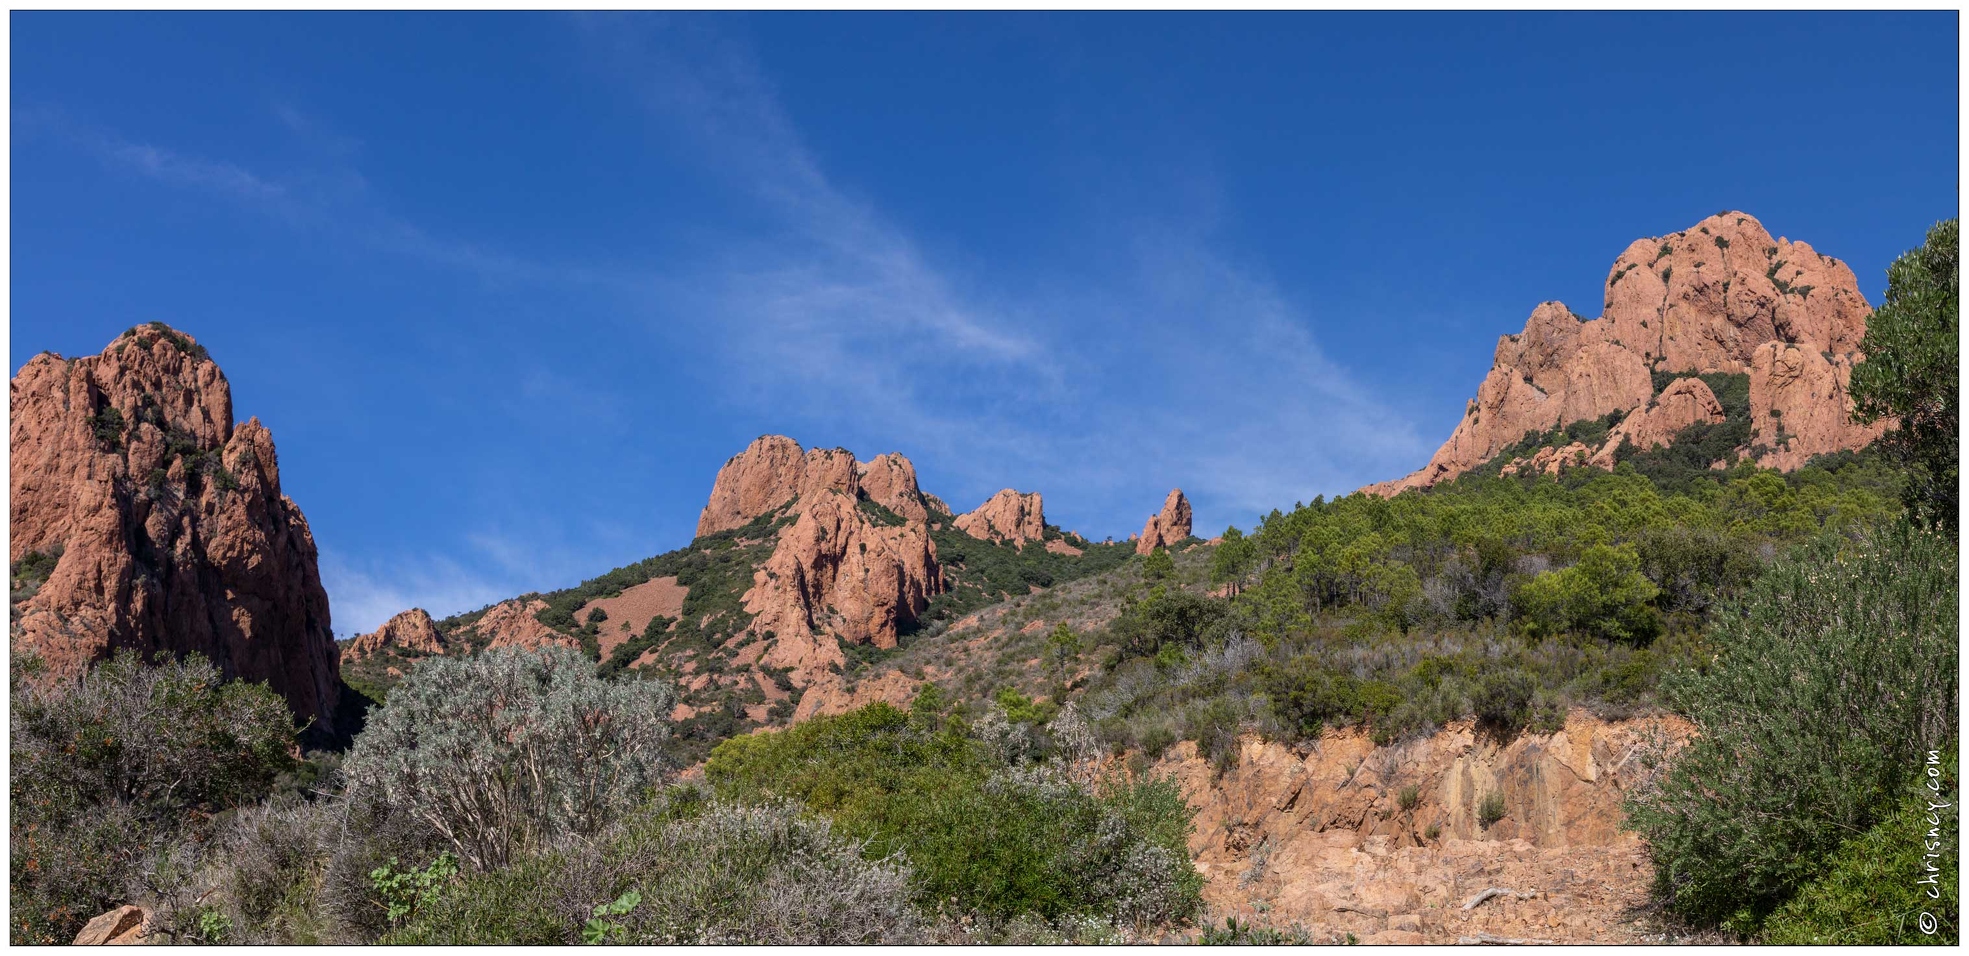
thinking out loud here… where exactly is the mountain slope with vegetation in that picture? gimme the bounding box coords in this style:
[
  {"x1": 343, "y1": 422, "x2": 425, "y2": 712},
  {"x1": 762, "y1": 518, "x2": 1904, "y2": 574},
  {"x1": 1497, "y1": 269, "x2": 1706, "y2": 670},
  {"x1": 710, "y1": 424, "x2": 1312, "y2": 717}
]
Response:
[{"x1": 12, "y1": 214, "x2": 1954, "y2": 946}]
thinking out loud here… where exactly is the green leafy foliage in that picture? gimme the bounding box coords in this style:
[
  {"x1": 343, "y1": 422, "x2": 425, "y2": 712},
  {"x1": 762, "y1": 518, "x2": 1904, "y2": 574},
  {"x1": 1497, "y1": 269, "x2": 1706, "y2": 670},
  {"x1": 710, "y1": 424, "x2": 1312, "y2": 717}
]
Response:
[
  {"x1": 1511, "y1": 543, "x2": 1661, "y2": 644},
  {"x1": 704, "y1": 700, "x2": 1201, "y2": 926},
  {"x1": 1850, "y1": 217, "x2": 1958, "y2": 534},
  {"x1": 582, "y1": 889, "x2": 642, "y2": 944},
  {"x1": 1625, "y1": 521, "x2": 1958, "y2": 935},
  {"x1": 384, "y1": 795, "x2": 921, "y2": 944},
  {"x1": 369, "y1": 852, "x2": 459, "y2": 927},
  {"x1": 1761, "y1": 763, "x2": 1959, "y2": 945},
  {"x1": 1477, "y1": 792, "x2": 1507, "y2": 830}
]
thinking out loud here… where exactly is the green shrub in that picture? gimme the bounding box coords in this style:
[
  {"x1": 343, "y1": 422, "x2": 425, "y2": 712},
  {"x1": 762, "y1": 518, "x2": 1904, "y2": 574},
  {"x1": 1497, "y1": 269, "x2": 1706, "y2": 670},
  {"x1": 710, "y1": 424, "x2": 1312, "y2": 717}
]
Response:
[
  {"x1": 86, "y1": 404, "x2": 127, "y2": 449},
  {"x1": 1477, "y1": 792, "x2": 1507, "y2": 830},
  {"x1": 342, "y1": 646, "x2": 674, "y2": 870},
  {"x1": 1512, "y1": 543, "x2": 1660, "y2": 644},
  {"x1": 1397, "y1": 784, "x2": 1421, "y2": 813},
  {"x1": 1626, "y1": 522, "x2": 1958, "y2": 935},
  {"x1": 1850, "y1": 217, "x2": 1958, "y2": 534},
  {"x1": 385, "y1": 795, "x2": 920, "y2": 944},
  {"x1": 1761, "y1": 764, "x2": 1958, "y2": 945},
  {"x1": 704, "y1": 701, "x2": 1201, "y2": 926},
  {"x1": 1473, "y1": 669, "x2": 1535, "y2": 731},
  {"x1": 9, "y1": 652, "x2": 297, "y2": 944}
]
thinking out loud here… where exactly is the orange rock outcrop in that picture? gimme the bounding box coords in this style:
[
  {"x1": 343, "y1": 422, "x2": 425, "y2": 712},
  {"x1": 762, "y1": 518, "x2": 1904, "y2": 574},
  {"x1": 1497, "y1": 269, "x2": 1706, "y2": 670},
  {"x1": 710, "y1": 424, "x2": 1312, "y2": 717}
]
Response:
[
  {"x1": 1136, "y1": 488, "x2": 1193, "y2": 554},
  {"x1": 1159, "y1": 710, "x2": 1694, "y2": 943},
  {"x1": 343, "y1": 607, "x2": 446, "y2": 661},
  {"x1": 11, "y1": 325, "x2": 342, "y2": 732},
  {"x1": 1366, "y1": 212, "x2": 1882, "y2": 494},
  {"x1": 954, "y1": 489, "x2": 1047, "y2": 546}
]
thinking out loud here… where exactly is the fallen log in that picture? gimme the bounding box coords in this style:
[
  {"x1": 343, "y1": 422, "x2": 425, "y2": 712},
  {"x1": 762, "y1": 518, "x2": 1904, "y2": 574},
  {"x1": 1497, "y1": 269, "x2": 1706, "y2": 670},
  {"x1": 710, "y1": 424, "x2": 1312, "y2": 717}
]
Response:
[{"x1": 1461, "y1": 887, "x2": 1536, "y2": 911}]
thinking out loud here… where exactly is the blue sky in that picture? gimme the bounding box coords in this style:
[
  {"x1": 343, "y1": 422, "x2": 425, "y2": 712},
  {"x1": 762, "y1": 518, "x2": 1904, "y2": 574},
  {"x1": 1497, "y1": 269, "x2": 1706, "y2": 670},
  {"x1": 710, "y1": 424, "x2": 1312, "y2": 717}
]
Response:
[{"x1": 12, "y1": 12, "x2": 1958, "y2": 635}]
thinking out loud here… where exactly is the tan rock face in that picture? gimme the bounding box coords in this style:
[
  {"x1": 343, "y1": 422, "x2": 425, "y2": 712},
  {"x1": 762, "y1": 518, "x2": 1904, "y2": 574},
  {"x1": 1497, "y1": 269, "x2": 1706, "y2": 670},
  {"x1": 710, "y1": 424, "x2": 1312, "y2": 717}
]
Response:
[
  {"x1": 683, "y1": 436, "x2": 948, "y2": 700},
  {"x1": 1366, "y1": 212, "x2": 1880, "y2": 495},
  {"x1": 1136, "y1": 488, "x2": 1193, "y2": 554},
  {"x1": 10, "y1": 326, "x2": 341, "y2": 733},
  {"x1": 1160, "y1": 711, "x2": 1693, "y2": 943},
  {"x1": 343, "y1": 607, "x2": 445, "y2": 662},
  {"x1": 954, "y1": 489, "x2": 1047, "y2": 546}
]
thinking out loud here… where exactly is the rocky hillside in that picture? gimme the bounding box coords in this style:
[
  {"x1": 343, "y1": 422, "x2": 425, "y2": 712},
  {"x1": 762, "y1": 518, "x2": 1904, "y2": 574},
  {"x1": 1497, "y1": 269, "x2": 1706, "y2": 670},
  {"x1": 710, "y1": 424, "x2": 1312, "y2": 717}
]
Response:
[
  {"x1": 346, "y1": 434, "x2": 1186, "y2": 761},
  {"x1": 1366, "y1": 211, "x2": 1885, "y2": 495},
  {"x1": 10, "y1": 324, "x2": 343, "y2": 736}
]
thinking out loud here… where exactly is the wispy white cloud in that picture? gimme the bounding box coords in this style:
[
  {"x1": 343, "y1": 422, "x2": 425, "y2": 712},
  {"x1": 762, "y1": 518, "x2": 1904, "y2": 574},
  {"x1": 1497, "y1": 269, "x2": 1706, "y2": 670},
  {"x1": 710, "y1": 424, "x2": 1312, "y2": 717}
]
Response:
[{"x1": 575, "y1": 18, "x2": 1428, "y2": 532}]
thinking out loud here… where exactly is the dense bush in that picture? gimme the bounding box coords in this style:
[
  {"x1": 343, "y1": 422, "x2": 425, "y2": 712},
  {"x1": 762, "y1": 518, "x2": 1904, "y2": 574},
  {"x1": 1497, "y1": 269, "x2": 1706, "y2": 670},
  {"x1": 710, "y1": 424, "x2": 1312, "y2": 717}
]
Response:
[
  {"x1": 9, "y1": 652, "x2": 297, "y2": 944},
  {"x1": 385, "y1": 795, "x2": 920, "y2": 944},
  {"x1": 1512, "y1": 543, "x2": 1660, "y2": 644},
  {"x1": 1760, "y1": 764, "x2": 1958, "y2": 945},
  {"x1": 704, "y1": 698, "x2": 1201, "y2": 927},
  {"x1": 342, "y1": 646, "x2": 674, "y2": 870},
  {"x1": 1626, "y1": 521, "x2": 1958, "y2": 935}
]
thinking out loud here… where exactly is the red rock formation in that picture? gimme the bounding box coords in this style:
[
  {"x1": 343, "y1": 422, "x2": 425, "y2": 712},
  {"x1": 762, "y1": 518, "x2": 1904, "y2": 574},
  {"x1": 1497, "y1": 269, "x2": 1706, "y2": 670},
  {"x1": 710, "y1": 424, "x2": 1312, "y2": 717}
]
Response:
[
  {"x1": 343, "y1": 607, "x2": 446, "y2": 661},
  {"x1": 464, "y1": 598, "x2": 579, "y2": 652},
  {"x1": 954, "y1": 489, "x2": 1047, "y2": 546},
  {"x1": 1748, "y1": 341, "x2": 1888, "y2": 471},
  {"x1": 11, "y1": 325, "x2": 341, "y2": 731},
  {"x1": 1136, "y1": 488, "x2": 1193, "y2": 554},
  {"x1": 694, "y1": 435, "x2": 809, "y2": 537},
  {"x1": 857, "y1": 452, "x2": 934, "y2": 523},
  {"x1": 1588, "y1": 377, "x2": 1726, "y2": 468},
  {"x1": 1366, "y1": 212, "x2": 1881, "y2": 495}
]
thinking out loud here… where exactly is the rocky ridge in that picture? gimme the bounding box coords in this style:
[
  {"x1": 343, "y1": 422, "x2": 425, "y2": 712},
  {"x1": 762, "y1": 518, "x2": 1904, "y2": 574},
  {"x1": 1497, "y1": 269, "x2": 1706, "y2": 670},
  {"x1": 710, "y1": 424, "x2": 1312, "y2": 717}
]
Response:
[
  {"x1": 10, "y1": 324, "x2": 343, "y2": 734},
  {"x1": 1366, "y1": 212, "x2": 1885, "y2": 494}
]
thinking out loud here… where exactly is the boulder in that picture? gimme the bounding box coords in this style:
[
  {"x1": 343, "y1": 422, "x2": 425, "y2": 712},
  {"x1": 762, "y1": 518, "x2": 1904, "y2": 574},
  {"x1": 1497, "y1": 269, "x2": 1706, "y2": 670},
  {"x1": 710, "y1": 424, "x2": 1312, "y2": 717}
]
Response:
[{"x1": 73, "y1": 905, "x2": 148, "y2": 945}]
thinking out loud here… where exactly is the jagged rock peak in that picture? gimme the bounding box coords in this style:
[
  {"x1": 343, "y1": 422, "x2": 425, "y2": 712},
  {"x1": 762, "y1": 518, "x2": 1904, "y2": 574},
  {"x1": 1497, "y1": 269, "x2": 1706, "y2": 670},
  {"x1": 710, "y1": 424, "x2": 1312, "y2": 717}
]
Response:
[
  {"x1": 954, "y1": 489, "x2": 1047, "y2": 546},
  {"x1": 343, "y1": 607, "x2": 445, "y2": 662},
  {"x1": 695, "y1": 435, "x2": 939, "y2": 536},
  {"x1": 1137, "y1": 488, "x2": 1193, "y2": 554},
  {"x1": 10, "y1": 323, "x2": 341, "y2": 732},
  {"x1": 1363, "y1": 211, "x2": 1882, "y2": 495}
]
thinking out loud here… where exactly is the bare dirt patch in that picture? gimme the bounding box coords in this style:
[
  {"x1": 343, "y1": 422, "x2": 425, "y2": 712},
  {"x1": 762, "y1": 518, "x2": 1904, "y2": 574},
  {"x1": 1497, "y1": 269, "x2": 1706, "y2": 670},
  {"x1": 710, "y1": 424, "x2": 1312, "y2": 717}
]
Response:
[{"x1": 578, "y1": 576, "x2": 688, "y2": 657}]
